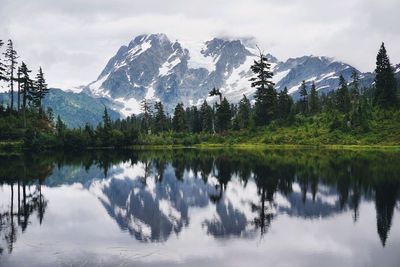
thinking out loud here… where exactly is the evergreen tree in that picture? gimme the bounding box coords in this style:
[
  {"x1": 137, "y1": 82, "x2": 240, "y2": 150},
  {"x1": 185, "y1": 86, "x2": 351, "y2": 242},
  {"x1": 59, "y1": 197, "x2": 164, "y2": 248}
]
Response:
[
  {"x1": 209, "y1": 87, "x2": 222, "y2": 103},
  {"x1": 199, "y1": 100, "x2": 213, "y2": 133},
  {"x1": 299, "y1": 80, "x2": 308, "y2": 114},
  {"x1": 19, "y1": 62, "x2": 33, "y2": 128},
  {"x1": 0, "y1": 40, "x2": 7, "y2": 82},
  {"x1": 172, "y1": 103, "x2": 187, "y2": 132},
  {"x1": 237, "y1": 95, "x2": 251, "y2": 129},
  {"x1": 373, "y1": 42, "x2": 398, "y2": 108},
  {"x1": 33, "y1": 67, "x2": 48, "y2": 110},
  {"x1": 140, "y1": 99, "x2": 152, "y2": 133},
  {"x1": 102, "y1": 107, "x2": 112, "y2": 132},
  {"x1": 350, "y1": 71, "x2": 360, "y2": 105},
  {"x1": 277, "y1": 87, "x2": 293, "y2": 120},
  {"x1": 309, "y1": 82, "x2": 319, "y2": 114},
  {"x1": 215, "y1": 97, "x2": 231, "y2": 132},
  {"x1": 4, "y1": 40, "x2": 18, "y2": 110},
  {"x1": 56, "y1": 115, "x2": 66, "y2": 138},
  {"x1": 249, "y1": 49, "x2": 276, "y2": 125},
  {"x1": 153, "y1": 101, "x2": 167, "y2": 133},
  {"x1": 188, "y1": 106, "x2": 201, "y2": 133},
  {"x1": 336, "y1": 75, "x2": 350, "y2": 113}
]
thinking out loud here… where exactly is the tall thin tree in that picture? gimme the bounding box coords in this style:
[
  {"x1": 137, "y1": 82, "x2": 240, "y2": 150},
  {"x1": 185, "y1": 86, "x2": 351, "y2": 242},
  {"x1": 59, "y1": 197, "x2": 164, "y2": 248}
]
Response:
[{"x1": 4, "y1": 40, "x2": 18, "y2": 110}]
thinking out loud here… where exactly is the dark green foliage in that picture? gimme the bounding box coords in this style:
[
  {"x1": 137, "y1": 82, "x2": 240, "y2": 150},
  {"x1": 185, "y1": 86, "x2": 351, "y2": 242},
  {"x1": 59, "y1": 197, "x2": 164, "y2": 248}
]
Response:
[
  {"x1": 277, "y1": 87, "x2": 293, "y2": 120},
  {"x1": 236, "y1": 95, "x2": 251, "y2": 129},
  {"x1": 250, "y1": 50, "x2": 277, "y2": 126},
  {"x1": 336, "y1": 75, "x2": 351, "y2": 113},
  {"x1": 299, "y1": 80, "x2": 308, "y2": 114},
  {"x1": 309, "y1": 82, "x2": 319, "y2": 114},
  {"x1": 153, "y1": 101, "x2": 168, "y2": 133},
  {"x1": 172, "y1": 103, "x2": 187, "y2": 132},
  {"x1": 200, "y1": 100, "x2": 213, "y2": 133},
  {"x1": 374, "y1": 43, "x2": 398, "y2": 108},
  {"x1": 215, "y1": 97, "x2": 231, "y2": 132}
]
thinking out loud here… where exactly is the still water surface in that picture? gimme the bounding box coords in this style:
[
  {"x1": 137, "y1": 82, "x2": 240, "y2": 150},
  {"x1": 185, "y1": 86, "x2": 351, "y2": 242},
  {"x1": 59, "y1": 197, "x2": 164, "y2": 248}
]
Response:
[{"x1": 0, "y1": 149, "x2": 400, "y2": 267}]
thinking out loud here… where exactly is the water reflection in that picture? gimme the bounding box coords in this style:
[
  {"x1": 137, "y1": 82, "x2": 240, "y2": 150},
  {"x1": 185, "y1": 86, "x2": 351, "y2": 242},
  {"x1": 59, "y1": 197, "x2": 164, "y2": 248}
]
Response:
[{"x1": 0, "y1": 149, "x2": 399, "y2": 256}]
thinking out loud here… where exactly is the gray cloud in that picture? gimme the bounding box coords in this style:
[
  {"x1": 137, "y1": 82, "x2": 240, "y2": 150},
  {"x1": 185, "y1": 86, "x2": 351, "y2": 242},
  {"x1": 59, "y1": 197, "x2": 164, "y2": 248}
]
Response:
[{"x1": 0, "y1": 0, "x2": 399, "y2": 89}]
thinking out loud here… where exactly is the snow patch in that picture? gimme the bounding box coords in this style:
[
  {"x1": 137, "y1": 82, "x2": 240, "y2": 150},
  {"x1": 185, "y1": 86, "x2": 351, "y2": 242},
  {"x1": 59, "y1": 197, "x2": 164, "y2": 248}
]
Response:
[
  {"x1": 180, "y1": 40, "x2": 216, "y2": 72},
  {"x1": 88, "y1": 73, "x2": 111, "y2": 97},
  {"x1": 114, "y1": 97, "x2": 142, "y2": 117},
  {"x1": 159, "y1": 57, "x2": 181, "y2": 76}
]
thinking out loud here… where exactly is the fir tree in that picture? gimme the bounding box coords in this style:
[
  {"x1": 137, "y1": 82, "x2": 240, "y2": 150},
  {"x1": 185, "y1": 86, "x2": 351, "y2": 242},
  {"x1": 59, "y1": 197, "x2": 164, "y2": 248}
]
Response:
[
  {"x1": 199, "y1": 100, "x2": 213, "y2": 133},
  {"x1": 0, "y1": 40, "x2": 7, "y2": 82},
  {"x1": 237, "y1": 95, "x2": 251, "y2": 129},
  {"x1": 336, "y1": 75, "x2": 350, "y2": 113},
  {"x1": 249, "y1": 49, "x2": 276, "y2": 125},
  {"x1": 215, "y1": 97, "x2": 231, "y2": 132},
  {"x1": 188, "y1": 106, "x2": 201, "y2": 133},
  {"x1": 349, "y1": 71, "x2": 360, "y2": 107},
  {"x1": 277, "y1": 87, "x2": 293, "y2": 119},
  {"x1": 373, "y1": 42, "x2": 398, "y2": 108},
  {"x1": 19, "y1": 62, "x2": 33, "y2": 128},
  {"x1": 4, "y1": 40, "x2": 18, "y2": 110},
  {"x1": 299, "y1": 80, "x2": 308, "y2": 114},
  {"x1": 140, "y1": 99, "x2": 152, "y2": 132},
  {"x1": 172, "y1": 103, "x2": 187, "y2": 132},
  {"x1": 309, "y1": 82, "x2": 319, "y2": 114},
  {"x1": 153, "y1": 101, "x2": 167, "y2": 133},
  {"x1": 34, "y1": 67, "x2": 48, "y2": 110}
]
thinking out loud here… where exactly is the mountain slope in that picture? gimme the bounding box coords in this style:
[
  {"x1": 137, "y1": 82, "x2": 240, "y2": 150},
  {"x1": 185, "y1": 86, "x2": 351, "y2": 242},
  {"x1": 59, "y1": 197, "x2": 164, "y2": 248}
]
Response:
[
  {"x1": 0, "y1": 89, "x2": 120, "y2": 128},
  {"x1": 84, "y1": 33, "x2": 378, "y2": 115}
]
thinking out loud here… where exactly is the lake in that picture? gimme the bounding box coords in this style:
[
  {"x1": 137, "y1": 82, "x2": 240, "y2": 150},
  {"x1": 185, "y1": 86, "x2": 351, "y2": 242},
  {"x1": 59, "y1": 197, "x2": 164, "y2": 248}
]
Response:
[{"x1": 0, "y1": 149, "x2": 399, "y2": 267}]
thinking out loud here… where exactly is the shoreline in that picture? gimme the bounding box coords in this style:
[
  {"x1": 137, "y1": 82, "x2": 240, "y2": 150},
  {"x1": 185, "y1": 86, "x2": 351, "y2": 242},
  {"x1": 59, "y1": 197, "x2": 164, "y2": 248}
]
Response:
[{"x1": 2, "y1": 141, "x2": 400, "y2": 154}]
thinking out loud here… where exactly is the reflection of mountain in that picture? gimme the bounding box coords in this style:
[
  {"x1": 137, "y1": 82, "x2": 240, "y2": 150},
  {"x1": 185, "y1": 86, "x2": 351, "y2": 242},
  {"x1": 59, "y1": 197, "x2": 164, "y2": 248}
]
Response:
[
  {"x1": 1, "y1": 149, "x2": 399, "y2": 248},
  {"x1": 92, "y1": 164, "x2": 218, "y2": 242}
]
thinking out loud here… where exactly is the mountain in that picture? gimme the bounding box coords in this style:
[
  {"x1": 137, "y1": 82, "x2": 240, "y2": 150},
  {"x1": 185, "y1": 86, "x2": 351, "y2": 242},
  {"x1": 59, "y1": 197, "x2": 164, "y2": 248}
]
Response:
[
  {"x1": 0, "y1": 89, "x2": 120, "y2": 128},
  {"x1": 83, "y1": 33, "x2": 377, "y2": 114}
]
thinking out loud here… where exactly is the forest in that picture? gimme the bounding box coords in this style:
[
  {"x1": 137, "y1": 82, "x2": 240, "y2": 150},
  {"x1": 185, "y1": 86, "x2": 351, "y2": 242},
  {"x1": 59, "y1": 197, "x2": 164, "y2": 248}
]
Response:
[{"x1": 0, "y1": 40, "x2": 399, "y2": 150}]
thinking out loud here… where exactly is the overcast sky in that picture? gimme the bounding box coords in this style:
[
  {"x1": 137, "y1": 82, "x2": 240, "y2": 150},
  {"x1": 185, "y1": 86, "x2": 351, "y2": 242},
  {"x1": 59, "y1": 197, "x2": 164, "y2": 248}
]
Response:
[{"x1": 1, "y1": 0, "x2": 399, "y2": 89}]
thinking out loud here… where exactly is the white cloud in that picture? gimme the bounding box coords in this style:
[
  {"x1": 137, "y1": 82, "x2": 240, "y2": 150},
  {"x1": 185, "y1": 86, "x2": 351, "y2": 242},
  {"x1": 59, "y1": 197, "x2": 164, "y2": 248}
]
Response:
[{"x1": 0, "y1": 0, "x2": 399, "y2": 89}]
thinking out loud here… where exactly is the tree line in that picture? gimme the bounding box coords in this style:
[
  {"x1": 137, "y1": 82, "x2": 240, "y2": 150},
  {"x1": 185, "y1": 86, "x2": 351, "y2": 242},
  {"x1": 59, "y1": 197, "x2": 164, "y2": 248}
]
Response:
[
  {"x1": 1, "y1": 41, "x2": 398, "y2": 149},
  {"x1": 99, "y1": 42, "x2": 398, "y2": 137}
]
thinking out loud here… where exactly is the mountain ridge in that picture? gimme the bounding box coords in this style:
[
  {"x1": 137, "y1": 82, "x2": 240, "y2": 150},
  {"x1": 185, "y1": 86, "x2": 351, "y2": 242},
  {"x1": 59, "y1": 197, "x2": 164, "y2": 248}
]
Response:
[{"x1": 83, "y1": 33, "x2": 378, "y2": 115}]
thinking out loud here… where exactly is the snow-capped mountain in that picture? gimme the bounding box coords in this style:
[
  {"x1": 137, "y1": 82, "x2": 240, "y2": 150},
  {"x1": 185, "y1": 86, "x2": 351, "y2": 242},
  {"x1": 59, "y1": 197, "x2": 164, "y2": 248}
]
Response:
[{"x1": 84, "y1": 33, "x2": 374, "y2": 116}]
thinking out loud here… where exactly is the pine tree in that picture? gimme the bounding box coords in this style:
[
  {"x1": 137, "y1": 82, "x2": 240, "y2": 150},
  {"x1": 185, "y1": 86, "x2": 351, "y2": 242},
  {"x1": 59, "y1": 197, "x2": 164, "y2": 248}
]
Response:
[
  {"x1": 299, "y1": 80, "x2": 308, "y2": 114},
  {"x1": 172, "y1": 103, "x2": 187, "y2": 132},
  {"x1": 140, "y1": 99, "x2": 152, "y2": 133},
  {"x1": 153, "y1": 101, "x2": 167, "y2": 133},
  {"x1": 349, "y1": 71, "x2": 360, "y2": 107},
  {"x1": 102, "y1": 107, "x2": 112, "y2": 131},
  {"x1": 4, "y1": 40, "x2": 18, "y2": 110},
  {"x1": 373, "y1": 42, "x2": 398, "y2": 108},
  {"x1": 34, "y1": 67, "x2": 48, "y2": 110},
  {"x1": 0, "y1": 40, "x2": 7, "y2": 82},
  {"x1": 249, "y1": 49, "x2": 276, "y2": 125},
  {"x1": 188, "y1": 106, "x2": 201, "y2": 133},
  {"x1": 277, "y1": 87, "x2": 293, "y2": 120},
  {"x1": 309, "y1": 82, "x2": 319, "y2": 114},
  {"x1": 19, "y1": 62, "x2": 33, "y2": 128},
  {"x1": 215, "y1": 97, "x2": 231, "y2": 132},
  {"x1": 199, "y1": 100, "x2": 213, "y2": 133},
  {"x1": 237, "y1": 95, "x2": 251, "y2": 129},
  {"x1": 336, "y1": 75, "x2": 350, "y2": 113}
]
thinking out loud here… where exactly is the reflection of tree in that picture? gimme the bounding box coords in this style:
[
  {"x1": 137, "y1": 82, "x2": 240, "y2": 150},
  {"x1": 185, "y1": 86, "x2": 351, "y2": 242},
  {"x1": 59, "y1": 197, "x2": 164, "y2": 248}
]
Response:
[
  {"x1": 0, "y1": 181, "x2": 47, "y2": 255},
  {"x1": 374, "y1": 180, "x2": 399, "y2": 246},
  {"x1": 252, "y1": 164, "x2": 278, "y2": 235}
]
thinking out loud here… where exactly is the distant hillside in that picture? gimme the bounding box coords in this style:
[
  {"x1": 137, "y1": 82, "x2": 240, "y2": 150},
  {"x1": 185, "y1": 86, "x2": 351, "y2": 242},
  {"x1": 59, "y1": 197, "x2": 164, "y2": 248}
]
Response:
[{"x1": 0, "y1": 89, "x2": 120, "y2": 128}]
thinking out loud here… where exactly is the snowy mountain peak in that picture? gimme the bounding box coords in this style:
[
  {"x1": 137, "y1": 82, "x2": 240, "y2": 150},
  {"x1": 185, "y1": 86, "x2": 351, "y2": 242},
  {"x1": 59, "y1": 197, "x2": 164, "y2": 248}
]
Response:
[{"x1": 84, "y1": 33, "x2": 374, "y2": 117}]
